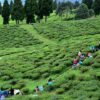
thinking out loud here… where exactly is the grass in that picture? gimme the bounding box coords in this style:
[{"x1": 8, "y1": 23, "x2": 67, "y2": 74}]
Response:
[{"x1": 0, "y1": 14, "x2": 100, "y2": 100}]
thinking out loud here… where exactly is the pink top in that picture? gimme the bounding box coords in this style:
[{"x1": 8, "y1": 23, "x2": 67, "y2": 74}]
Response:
[{"x1": 73, "y1": 59, "x2": 78, "y2": 64}]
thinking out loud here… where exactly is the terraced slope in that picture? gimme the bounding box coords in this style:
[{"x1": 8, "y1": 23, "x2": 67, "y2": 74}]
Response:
[{"x1": 0, "y1": 16, "x2": 100, "y2": 100}]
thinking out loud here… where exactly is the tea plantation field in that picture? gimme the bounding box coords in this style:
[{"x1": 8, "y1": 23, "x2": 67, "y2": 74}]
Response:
[{"x1": 0, "y1": 15, "x2": 100, "y2": 100}]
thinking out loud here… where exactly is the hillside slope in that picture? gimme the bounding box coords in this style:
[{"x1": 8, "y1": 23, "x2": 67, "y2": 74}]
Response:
[{"x1": 0, "y1": 16, "x2": 100, "y2": 100}]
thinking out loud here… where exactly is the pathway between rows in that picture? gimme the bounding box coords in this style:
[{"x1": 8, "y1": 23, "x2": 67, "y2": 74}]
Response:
[{"x1": 20, "y1": 24, "x2": 57, "y2": 46}]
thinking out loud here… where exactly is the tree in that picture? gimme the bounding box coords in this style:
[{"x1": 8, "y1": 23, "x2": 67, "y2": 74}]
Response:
[
  {"x1": 36, "y1": 0, "x2": 43, "y2": 22},
  {"x1": 42, "y1": 0, "x2": 53, "y2": 22},
  {"x1": 0, "y1": 2, "x2": 2, "y2": 15},
  {"x1": 12, "y1": 0, "x2": 24, "y2": 24},
  {"x1": 56, "y1": 1, "x2": 73, "y2": 19},
  {"x1": 93, "y1": 0, "x2": 100, "y2": 15},
  {"x1": 25, "y1": 0, "x2": 37, "y2": 24},
  {"x1": 82, "y1": 0, "x2": 93, "y2": 9},
  {"x1": 10, "y1": 0, "x2": 14, "y2": 20},
  {"x1": 74, "y1": 0, "x2": 80, "y2": 9},
  {"x1": 2, "y1": 0, "x2": 10, "y2": 24},
  {"x1": 75, "y1": 4, "x2": 89, "y2": 19},
  {"x1": 53, "y1": 0, "x2": 57, "y2": 10},
  {"x1": 10, "y1": 0, "x2": 13, "y2": 14}
]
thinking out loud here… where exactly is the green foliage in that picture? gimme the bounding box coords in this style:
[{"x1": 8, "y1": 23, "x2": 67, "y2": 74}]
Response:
[
  {"x1": 44, "y1": 85, "x2": 54, "y2": 92},
  {"x1": 66, "y1": 60, "x2": 72, "y2": 66},
  {"x1": 2, "y1": 0, "x2": 10, "y2": 24},
  {"x1": 75, "y1": 4, "x2": 89, "y2": 19},
  {"x1": 80, "y1": 67, "x2": 89, "y2": 73},
  {"x1": 51, "y1": 67, "x2": 62, "y2": 74},
  {"x1": 42, "y1": 73, "x2": 50, "y2": 78},
  {"x1": 0, "y1": 26, "x2": 42, "y2": 48},
  {"x1": 0, "y1": 12, "x2": 100, "y2": 100},
  {"x1": 41, "y1": 0, "x2": 53, "y2": 22},
  {"x1": 21, "y1": 87, "x2": 30, "y2": 94},
  {"x1": 1, "y1": 75, "x2": 11, "y2": 81},
  {"x1": 12, "y1": 0, "x2": 24, "y2": 24},
  {"x1": 92, "y1": 62, "x2": 100, "y2": 68},
  {"x1": 93, "y1": 0, "x2": 100, "y2": 15},
  {"x1": 55, "y1": 88, "x2": 65, "y2": 94},
  {"x1": 82, "y1": 0, "x2": 93, "y2": 9},
  {"x1": 50, "y1": 95, "x2": 62, "y2": 100},
  {"x1": 74, "y1": 1, "x2": 80, "y2": 9},
  {"x1": 83, "y1": 58, "x2": 94, "y2": 66},
  {"x1": 89, "y1": 9, "x2": 95, "y2": 17},
  {"x1": 64, "y1": 74, "x2": 76, "y2": 80},
  {"x1": 0, "y1": 2, "x2": 2, "y2": 15},
  {"x1": 60, "y1": 83, "x2": 71, "y2": 90},
  {"x1": 24, "y1": 0, "x2": 37, "y2": 24},
  {"x1": 10, "y1": 0, "x2": 13, "y2": 13}
]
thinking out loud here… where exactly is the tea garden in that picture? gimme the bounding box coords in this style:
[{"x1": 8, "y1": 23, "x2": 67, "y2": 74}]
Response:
[{"x1": 0, "y1": 15, "x2": 100, "y2": 100}]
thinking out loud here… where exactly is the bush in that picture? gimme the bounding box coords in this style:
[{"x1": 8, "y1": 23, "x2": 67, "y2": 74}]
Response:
[
  {"x1": 1, "y1": 75, "x2": 11, "y2": 81},
  {"x1": 64, "y1": 74, "x2": 76, "y2": 80},
  {"x1": 83, "y1": 58, "x2": 94, "y2": 66},
  {"x1": 55, "y1": 88, "x2": 65, "y2": 94},
  {"x1": 92, "y1": 73, "x2": 100, "y2": 81},
  {"x1": 92, "y1": 63, "x2": 100, "y2": 68},
  {"x1": 80, "y1": 67, "x2": 89, "y2": 73},
  {"x1": 51, "y1": 67, "x2": 62, "y2": 74},
  {"x1": 1, "y1": 84, "x2": 12, "y2": 90},
  {"x1": 23, "y1": 73, "x2": 40, "y2": 80},
  {"x1": 89, "y1": 9, "x2": 95, "y2": 17},
  {"x1": 42, "y1": 73, "x2": 50, "y2": 78},
  {"x1": 44, "y1": 85, "x2": 54, "y2": 92},
  {"x1": 60, "y1": 83, "x2": 71, "y2": 90},
  {"x1": 76, "y1": 75, "x2": 90, "y2": 81},
  {"x1": 75, "y1": 4, "x2": 89, "y2": 19},
  {"x1": 21, "y1": 88, "x2": 30, "y2": 94},
  {"x1": 66, "y1": 60, "x2": 72, "y2": 66},
  {"x1": 53, "y1": 82, "x2": 62, "y2": 88},
  {"x1": 18, "y1": 82, "x2": 26, "y2": 89},
  {"x1": 9, "y1": 79, "x2": 18, "y2": 85},
  {"x1": 50, "y1": 95, "x2": 62, "y2": 100},
  {"x1": 32, "y1": 73, "x2": 41, "y2": 80}
]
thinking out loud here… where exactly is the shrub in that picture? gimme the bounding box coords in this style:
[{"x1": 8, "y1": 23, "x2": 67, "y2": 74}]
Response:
[
  {"x1": 1, "y1": 84, "x2": 11, "y2": 90},
  {"x1": 44, "y1": 85, "x2": 54, "y2": 92},
  {"x1": 50, "y1": 95, "x2": 62, "y2": 100},
  {"x1": 51, "y1": 67, "x2": 62, "y2": 74},
  {"x1": 80, "y1": 67, "x2": 89, "y2": 73},
  {"x1": 75, "y1": 4, "x2": 89, "y2": 19},
  {"x1": 66, "y1": 60, "x2": 72, "y2": 66},
  {"x1": 92, "y1": 63, "x2": 100, "y2": 68},
  {"x1": 60, "y1": 83, "x2": 71, "y2": 90},
  {"x1": 53, "y1": 82, "x2": 62, "y2": 88},
  {"x1": 1, "y1": 75, "x2": 11, "y2": 81},
  {"x1": 95, "y1": 59, "x2": 100, "y2": 63},
  {"x1": 92, "y1": 73, "x2": 100, "y2": 81},
  {"x1": 89, "y1": 9, "x2": 95, "y2": 17},
  {"x1": 42, "y1": 73, "x2": 50, "y2": 78},
  {"x1": 9, "y1": 79, "x2": 18, "y2": 85},
  {"x1": 76, "y1": 75, "x2": 85, "y2": 81},
  {"x1": 83, "y1": 58, "x2": 94, "y2": 66},
  {"x1": 23, "y1": 73, "x2": 40, "y2": 80},
  {"x1": 76, "y1": 75, "x2": 90, "y2": 81},
  {"x1": 18, "y1": 82, "x2": 26, "y2": 89},
  {"x1": 32, "y1": 73, "x2": 40, "y2": 80},
  {"x1": 21, "y1": 88, "x2": 30, "y2": 94},
  {"x1": 64, "y1": 74, "x2": 76, "y2": 80},
  {"x1": 55, "y1": 88, "x2": 65, "y2": 94}
]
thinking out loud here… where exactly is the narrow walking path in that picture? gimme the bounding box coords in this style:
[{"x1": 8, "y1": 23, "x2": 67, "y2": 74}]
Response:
[{"x1": 20, "y1": 24, "x2": 57, "y2": 46}]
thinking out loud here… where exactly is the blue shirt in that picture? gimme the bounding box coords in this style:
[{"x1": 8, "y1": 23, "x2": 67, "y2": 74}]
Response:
[{"x1": 48, "y1": 82, "x2": 53, "y2": 85}]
